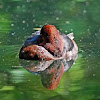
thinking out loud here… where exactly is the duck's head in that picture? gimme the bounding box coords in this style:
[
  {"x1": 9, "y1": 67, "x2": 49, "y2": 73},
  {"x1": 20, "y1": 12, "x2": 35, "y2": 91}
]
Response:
[
  {"x1": 39, "y1": 24, "x2": 64, "y2": 57},
  {"x1": 40, "y1": 24, "x2": 59, "y2": 37}
]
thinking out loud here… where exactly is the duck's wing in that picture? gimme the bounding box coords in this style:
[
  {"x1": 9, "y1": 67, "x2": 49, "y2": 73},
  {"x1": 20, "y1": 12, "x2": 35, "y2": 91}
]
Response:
[
  {"x1": 62, "y1": 34, "x2": 74, "y2": 52},
  {"x1": 23, "y1": 31, "x2": 40, "y2": 47}
]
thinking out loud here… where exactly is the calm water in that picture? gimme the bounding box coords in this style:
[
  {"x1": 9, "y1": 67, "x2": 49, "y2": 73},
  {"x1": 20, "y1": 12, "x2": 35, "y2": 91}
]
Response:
[{"x1": 0, "y1": 0, "x2": 100, "y2": 100}]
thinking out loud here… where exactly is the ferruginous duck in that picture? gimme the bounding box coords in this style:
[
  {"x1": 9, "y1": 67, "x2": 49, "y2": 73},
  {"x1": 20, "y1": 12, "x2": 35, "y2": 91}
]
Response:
[{"x1": 19, "y1": 24, "x2": 78, "y2": 60}]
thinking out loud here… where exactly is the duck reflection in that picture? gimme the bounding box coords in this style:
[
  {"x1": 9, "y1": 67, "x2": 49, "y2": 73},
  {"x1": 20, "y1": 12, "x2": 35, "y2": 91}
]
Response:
[{"x1": 19, "y1": 54, "x2": 77, "y2": 90}]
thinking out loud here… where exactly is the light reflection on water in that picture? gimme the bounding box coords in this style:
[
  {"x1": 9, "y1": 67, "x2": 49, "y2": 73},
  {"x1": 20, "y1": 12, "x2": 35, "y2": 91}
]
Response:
[{"x1": 0, "y1": 0, "x2": 100, "y2": 100}]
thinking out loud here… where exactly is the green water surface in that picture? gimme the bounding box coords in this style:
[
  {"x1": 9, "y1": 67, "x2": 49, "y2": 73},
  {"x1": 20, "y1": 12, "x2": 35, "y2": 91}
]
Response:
[{"x1": 0, "y1": 0, "x2": 100, "y2": 100}]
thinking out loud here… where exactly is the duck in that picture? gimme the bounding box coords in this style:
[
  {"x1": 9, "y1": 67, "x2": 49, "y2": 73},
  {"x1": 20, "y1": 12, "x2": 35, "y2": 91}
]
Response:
[{"x1": 19, "y1": 24, "x2": 78, "y2": 60}]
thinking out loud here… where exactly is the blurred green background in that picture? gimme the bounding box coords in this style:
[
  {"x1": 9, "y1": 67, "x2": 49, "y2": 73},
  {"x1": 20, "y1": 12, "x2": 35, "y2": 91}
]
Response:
[{"x1": 0, "y1": 0, "x2": 100, "y2": 100}]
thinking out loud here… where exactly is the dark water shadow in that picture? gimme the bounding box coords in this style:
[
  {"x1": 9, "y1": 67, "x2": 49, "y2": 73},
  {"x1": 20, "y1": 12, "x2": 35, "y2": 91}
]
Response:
[{"x1": 19, "y1": 54, "x2": 78, "y2": 90}]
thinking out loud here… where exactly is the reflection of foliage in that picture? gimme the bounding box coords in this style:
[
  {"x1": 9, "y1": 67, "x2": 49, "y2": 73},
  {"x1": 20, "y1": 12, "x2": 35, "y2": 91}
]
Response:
[
  {"x1": 0, "y1": 14, "x2": 11, "y2": 44},
  {"x1": 0, "y1": 14, "x2": 11, "y2": 33},
  {"x1": 0, "y1": 0, "x2": 100, "y2": 44},
  {"x1": 0, "y1": 45, "x2": 20, "y2": 70}
]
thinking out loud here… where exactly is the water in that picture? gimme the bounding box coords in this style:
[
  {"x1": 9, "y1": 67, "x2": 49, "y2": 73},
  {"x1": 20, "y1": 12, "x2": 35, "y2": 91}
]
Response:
[{"x1": 0, "y1": 0, "x2": 100, "y2": 100}]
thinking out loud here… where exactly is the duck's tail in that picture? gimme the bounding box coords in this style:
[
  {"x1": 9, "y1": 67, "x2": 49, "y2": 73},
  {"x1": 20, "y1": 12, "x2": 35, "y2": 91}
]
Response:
[{"x1": 67, "y1": 33, "x2": 74, "y2": 40}]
